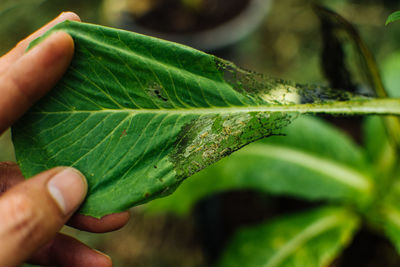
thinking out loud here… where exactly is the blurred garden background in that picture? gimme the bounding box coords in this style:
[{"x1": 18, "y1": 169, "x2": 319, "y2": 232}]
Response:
[{"x1": 2, "y1": 0, "x2": 400, "y2": 266}]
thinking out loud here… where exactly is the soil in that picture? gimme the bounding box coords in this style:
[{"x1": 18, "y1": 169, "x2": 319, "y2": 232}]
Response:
[{"x1": 128, "y1": 0, "x2": 251, "y2": 34}]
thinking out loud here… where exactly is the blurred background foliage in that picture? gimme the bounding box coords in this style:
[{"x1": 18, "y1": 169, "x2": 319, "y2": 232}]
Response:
[{"x1": 2, "y1": 0, "x2": 400, "y2": 266}]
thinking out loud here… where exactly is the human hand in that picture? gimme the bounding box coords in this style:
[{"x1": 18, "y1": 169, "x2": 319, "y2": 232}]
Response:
[{"x1": 0, "y1": 12, "x2": 129, "y2": 267}]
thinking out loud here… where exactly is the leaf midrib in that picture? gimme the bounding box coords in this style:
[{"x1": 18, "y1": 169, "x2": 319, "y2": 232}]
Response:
[{"x1": 33, "y1": 98, "x2": 400, "y2": 116}]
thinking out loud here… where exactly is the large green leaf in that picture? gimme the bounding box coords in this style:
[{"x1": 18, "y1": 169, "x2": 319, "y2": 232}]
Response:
[
  {"x1": 146, "y1": 116, "x2": 372, "y2": 216},
  {"x1": 12, "y1": 21, "x2": 400, "y2": 217},
  {"x1": 218, "y1": 207, "x2": 359, "y2": 267}
]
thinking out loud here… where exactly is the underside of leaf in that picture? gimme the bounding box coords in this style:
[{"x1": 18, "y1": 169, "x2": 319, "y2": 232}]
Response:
[{"x1": 12, "y1": 21, "x2": 400, "y2": 217}]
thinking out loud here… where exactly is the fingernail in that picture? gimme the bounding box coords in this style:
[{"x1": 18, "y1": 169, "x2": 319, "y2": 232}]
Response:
[
  {"x1": 58, "y1": 12, "x2": 69, "y2": 20},
  {"x1": 47, "y1": 167, "x2": 87, "y2": 215},
  {"x1": 58, "y1": 11, "x2": 81, "y2": 22}
]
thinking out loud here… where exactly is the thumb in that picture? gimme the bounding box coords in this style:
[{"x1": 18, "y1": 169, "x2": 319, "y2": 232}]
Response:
[{"x1": 0, "y1": 167, "x2": 87, "y2": 267}]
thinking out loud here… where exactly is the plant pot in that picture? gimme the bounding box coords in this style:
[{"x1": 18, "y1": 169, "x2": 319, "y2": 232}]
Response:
[{"x1": 101, "y1": 0, "x2": 272, "y2": 51}]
